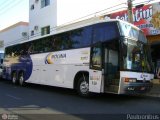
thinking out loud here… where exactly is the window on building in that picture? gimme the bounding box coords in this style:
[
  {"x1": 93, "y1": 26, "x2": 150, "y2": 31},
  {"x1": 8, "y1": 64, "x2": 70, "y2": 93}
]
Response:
[
  {"x1": 30, "y1": 4, "x2": 34, "y2": 10},
  {"x1": 41, "y1": 0, "x2": 50, "y2": 8},
  {"x1": 31, "y1": 30, "x2": 34, "y2": 36},
  {"x1": 41, "y1": 26, "x2": 50, "y2": 36},
  {"x1": 0, "y1": 41, "x2": 4, "y2": 48}
]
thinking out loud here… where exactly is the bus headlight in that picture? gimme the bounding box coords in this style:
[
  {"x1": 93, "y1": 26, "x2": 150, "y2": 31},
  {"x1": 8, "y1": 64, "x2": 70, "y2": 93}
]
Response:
[{"x1": 123, "y1": 78, "x2": 137, "y2": 83}]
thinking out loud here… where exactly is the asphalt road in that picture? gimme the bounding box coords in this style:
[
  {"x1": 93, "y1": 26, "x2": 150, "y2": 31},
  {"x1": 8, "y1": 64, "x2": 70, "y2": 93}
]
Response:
[{"x1": 0, "y1": 79, "x2": 160, "y2": 120}]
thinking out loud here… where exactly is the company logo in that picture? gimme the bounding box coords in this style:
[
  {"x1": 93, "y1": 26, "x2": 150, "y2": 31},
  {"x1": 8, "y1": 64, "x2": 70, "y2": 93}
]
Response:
[
  {"x1": 45, "y1": 53, "x2": 66, "y2": 64},
  {"x1": 140, "y1": 73, "x2": 148, "y2": 79}
]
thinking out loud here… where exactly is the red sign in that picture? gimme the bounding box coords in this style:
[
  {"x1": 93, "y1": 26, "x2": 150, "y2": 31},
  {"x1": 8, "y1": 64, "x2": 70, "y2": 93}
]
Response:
[{"x1": 106, "y1": 2, "x2": 160, "y2": 35}]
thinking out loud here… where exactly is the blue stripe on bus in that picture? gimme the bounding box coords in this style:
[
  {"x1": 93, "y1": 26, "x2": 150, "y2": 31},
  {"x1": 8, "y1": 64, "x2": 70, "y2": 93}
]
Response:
[
  {"x1": 4, "y1": 55, "x2": 33, "y2": 81},
  {"x1": 18, "y1": 55, "x2": 33, "y2": 81}
]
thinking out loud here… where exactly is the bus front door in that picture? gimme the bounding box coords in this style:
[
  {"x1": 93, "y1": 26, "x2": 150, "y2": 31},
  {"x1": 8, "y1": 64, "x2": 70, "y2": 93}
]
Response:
[
  {"x1": 89, "y1": 41, "x2": 120, "y2": 94},
  {"x1": 103, "y1": 41, "x2": 120, "y2": 94},
  {"x1": 89, "y1": 44, "x2": 103, "y2": 93}
]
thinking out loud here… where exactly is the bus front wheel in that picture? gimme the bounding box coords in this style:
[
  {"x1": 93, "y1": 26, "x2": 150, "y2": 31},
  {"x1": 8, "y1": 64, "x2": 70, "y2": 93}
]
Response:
[{"x1": 77, "y1": 75, "x2": 89, "y2": 97}]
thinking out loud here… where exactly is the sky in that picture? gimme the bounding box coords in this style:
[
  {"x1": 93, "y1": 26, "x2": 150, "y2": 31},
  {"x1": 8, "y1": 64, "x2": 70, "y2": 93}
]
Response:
[
  {"x1": 0, "y1": 0, "x2": 29, "y2": 30},
  {"x1": 0, "y1": 0, "x2": 160, "y2": 31}
]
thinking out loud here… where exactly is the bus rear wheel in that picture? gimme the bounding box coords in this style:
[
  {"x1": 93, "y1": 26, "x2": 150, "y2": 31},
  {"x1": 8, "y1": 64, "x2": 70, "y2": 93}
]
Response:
[
  {"x1": 12, "y1": 72, "x2": 18, "y2": 85},
  {"x1": 18, "y1": 72, "x2": 25, "y2": 86},
  {"x1": 77, "y1": 75, "x2": 89, "y2": 97}
]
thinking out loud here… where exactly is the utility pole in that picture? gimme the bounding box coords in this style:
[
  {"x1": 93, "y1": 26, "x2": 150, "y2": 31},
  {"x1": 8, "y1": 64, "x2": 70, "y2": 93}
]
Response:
[{"x1": 127, "y1": 0, "x2": 133, "y2": 23}]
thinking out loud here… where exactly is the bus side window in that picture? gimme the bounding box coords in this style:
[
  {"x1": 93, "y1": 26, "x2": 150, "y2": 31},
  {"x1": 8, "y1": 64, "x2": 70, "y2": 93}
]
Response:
[
  {"x1": 28, "y1": 43, "x2": 34, "y2": 54},
  {"x1": 51, "y1": 36, "x2": 62, "y2": 51},
  {"x1": 90, "y1": 44, "x2": 102, "y2": 70}
]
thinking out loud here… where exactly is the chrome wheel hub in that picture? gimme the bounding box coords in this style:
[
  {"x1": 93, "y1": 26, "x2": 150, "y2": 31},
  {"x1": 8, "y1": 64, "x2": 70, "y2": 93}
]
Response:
[
  {"x1": 80, "y1": 81, "x2": 89, "y2": 94},
  {"x1": 19, "y1": 76, "x2": 24, "y2": 85}
]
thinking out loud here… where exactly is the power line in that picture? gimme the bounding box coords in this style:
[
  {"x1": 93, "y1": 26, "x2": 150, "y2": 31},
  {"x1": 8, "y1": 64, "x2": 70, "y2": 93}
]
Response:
[
  {"x1": 0, "y1": 0, "x2": 23, "y2": 15},
  {"x1": 0, "y1": 0, "x2": 15, "y2": 11},
  {"x1": 28, "y1": 8, "x2": 128, "y2": 40},
  {"x1": 28, "y1": 0, "x2": 160, "y2": 39},
  {"x1": 58, "y1": 3, "x2": 127, "y2": 27},
  {"x1": 3, "y1": 5, "x2": 128, "y2": 44},
  {"x1": 0, "y1": 0, "x2": 22, "y2": 14},
  {"x1": 27, "y1": 3, "x2": 127, "y2": 40},
  {"x1": 0, "y1": 0, "x2": 12, "y2": 7}
]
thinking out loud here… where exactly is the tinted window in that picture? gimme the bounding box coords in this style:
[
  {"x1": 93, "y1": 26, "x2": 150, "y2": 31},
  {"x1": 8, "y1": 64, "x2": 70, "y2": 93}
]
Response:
[
  {"x1": 51, "y1": 35, "x2": 64, "y2": 51},
  {"x1": 43, "y1": 36, "x2": 53, "y2": 52},
  {"x1": 5, "y1": 44, "x2": 22, "y2": 57},
  {"x1": 93, "y1": 22, "x2": 119, "y2": 44},
  {"x1": 90, "y1": 44, "x2": 102, "y2": 70},
  {"x1": 70, "y1": 26, "x2": 92, "y2": 48},
  {"x1": 70, "y1": 29, "x2": 82, "y2": 48},
  {"x1": 5, "y1": 25, "x2": 92, "y2": 55},
  {"x1": 41, "y1": 0, "x2": 50, "y2": 8},
  {"x1": 41, "y1": 26, "x2": 50, "y2": 36}
]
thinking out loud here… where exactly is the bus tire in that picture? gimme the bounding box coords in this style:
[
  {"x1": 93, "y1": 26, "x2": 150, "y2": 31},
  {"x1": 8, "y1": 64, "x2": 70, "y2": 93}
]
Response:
[
  {"x1": 12, "y1": 72, "x2": 18, "y2": 85},
  {"x1": 18, "y1": 72, "x2": 25, "y2": 86},
  {"x1": 77, "y1": 75, "x2": 89, "y2": 97}
]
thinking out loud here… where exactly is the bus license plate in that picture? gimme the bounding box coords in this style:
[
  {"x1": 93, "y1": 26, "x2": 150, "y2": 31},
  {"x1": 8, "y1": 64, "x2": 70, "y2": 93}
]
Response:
[{"x1": 140, "y1": 87, "x2": 145, "y2": 90}]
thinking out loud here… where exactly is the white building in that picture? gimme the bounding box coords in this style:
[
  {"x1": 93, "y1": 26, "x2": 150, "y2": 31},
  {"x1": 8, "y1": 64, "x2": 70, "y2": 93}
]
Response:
[
  {"x1": 0, "y1": 0, "x2": 124, "y2": 50},
  {"x1": 29, "y1": 0, "x2": 125, "y2": 39},
  {"x1": 0, "y1": 22, "x2": 29, "y2": 50},
  {"x1": 29, "y1": 0, "x2": 57, "y2": 39}
]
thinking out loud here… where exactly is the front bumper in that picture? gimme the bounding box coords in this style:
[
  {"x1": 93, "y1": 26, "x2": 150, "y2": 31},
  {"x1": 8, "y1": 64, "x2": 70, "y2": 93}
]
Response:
[{"x1": 124, "y1": 82, "x2": 153, "y2": 94}]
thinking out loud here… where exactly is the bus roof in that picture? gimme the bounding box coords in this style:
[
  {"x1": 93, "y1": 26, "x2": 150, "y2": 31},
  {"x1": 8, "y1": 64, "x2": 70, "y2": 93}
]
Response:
[
  {"x1": 6, "y1": 17, "x2": 141, "y2": 47},
  {"x1": 55, "y1": 17, "x2": 141, "y2": 35}
]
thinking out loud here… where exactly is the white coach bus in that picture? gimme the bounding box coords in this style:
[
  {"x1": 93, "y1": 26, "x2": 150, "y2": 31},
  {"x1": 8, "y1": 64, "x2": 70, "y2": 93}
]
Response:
[{"x1": 2, "y1": 18, "x2": 154, "y2": 96}]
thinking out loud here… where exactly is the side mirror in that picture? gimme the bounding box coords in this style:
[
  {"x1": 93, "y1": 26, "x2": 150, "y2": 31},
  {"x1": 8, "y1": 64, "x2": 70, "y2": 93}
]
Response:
[{"x1": 123, "y1": 44, "x2": 127, "y2": 57}]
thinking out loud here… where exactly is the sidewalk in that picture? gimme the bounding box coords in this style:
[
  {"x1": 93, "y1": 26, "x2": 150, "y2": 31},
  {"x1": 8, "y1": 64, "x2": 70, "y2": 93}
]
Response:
[{"x1": 146, "y1": 79, "x2": 160, "y2": 98}]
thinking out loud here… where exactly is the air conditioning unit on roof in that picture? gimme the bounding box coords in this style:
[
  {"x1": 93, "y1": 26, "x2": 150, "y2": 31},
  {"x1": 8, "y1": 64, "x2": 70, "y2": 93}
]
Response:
[
  {"x1": 34, "y1": 26, "x2": 39, "y2": 30},
  {"x1": 22, "y1": 32, "x2": 28, "y2": 37}
]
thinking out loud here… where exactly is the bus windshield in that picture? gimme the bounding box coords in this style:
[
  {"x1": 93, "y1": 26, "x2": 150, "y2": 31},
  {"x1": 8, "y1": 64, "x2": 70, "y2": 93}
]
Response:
[
  {"x1": 119, "y1": 22, "x2": 152, "y2": 73},
  {"x1": 123, "y1": 39, "x2": 152, "y2": 73},
  {"x1": 119, "y1": 22, "x2": 147, "y2": 43}
]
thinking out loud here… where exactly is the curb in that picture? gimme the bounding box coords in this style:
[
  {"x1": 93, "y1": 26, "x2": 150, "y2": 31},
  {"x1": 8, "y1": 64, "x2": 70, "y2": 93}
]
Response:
[{"x1": 146, "y1": 80, "x2": 160, "y2": 98}]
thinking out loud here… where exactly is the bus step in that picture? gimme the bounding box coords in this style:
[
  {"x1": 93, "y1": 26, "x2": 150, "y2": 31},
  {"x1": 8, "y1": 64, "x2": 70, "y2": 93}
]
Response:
[
  {"x1": 108, "y1": 79, "x2": 119, "y2": 85},
  {"x1": 112, "y1": 79, "x2": 120, "y2": 85},
  {"x1": 105, "y1": 85, "x2": 119, "y2": 93}
]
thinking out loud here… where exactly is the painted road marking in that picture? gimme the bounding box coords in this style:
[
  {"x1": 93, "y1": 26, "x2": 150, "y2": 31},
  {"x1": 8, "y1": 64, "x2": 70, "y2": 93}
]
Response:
[{"x1": 6, "y1": 94, "x2": 22, "y2": 100}]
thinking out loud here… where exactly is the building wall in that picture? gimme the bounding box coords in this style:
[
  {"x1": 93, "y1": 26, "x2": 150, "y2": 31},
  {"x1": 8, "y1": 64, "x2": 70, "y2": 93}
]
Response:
[
  {"x1": 29, "y1": 0, "x2": 57, "y2": 39},
  {"x1": 0, "y1": 22, "x2": 29, "y2": 49}
]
